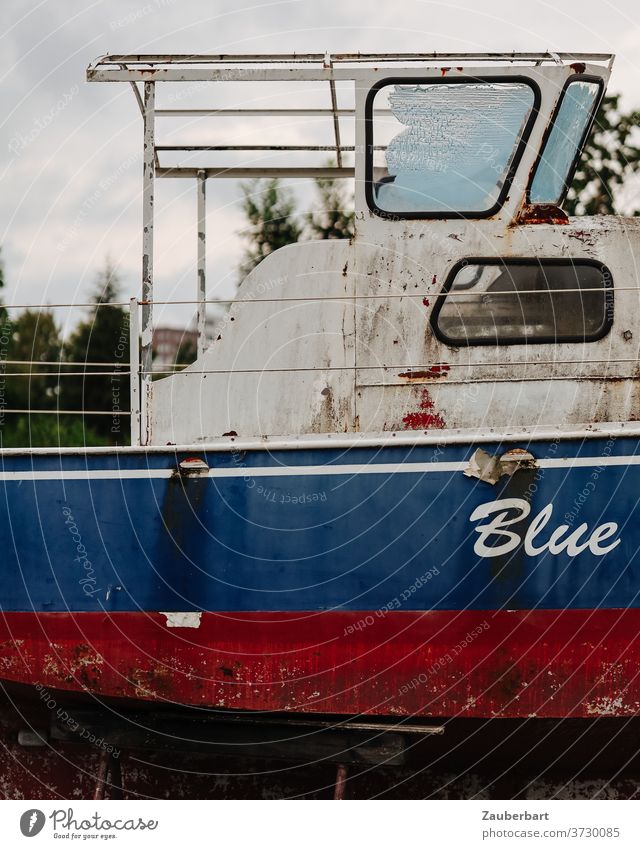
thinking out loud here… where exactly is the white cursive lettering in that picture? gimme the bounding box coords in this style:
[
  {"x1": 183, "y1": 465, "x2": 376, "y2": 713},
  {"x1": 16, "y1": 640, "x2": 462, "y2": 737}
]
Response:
[{"x1": 470, "y1": 498, "x2": 621, "y2": 558}]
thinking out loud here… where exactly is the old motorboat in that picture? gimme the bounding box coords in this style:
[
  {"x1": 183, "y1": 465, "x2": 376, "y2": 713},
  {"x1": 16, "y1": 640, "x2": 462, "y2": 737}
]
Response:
[{"x1": 2, "y1": 52, "x2": 638, "y2": 730}]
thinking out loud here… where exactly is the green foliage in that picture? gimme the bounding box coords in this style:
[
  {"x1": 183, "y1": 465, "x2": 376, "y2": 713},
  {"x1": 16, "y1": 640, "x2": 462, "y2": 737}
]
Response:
[
  {"x1": 305, "y1": 174, "x2": 355, "y2": 240},
  {"x1": 4, "y1": 309, "x2": 61, "y2": 411},
  {"x1": 0, "y1": 308, "x2": 104, "y2": 447},
  {"x1": 0, "y1": 413, "x2": 103, "y2": 449},
  {"x1": 566, "y1": 94, "x2": 640, "y2": 216},
  {"x1": 61, "y1": 259, "x2": 130, "y2": 444},
  {"x1": 237, "y1": 169, "x2": 355, "y2": 280},
  {"x1": 0, "y1": 247, "x2": 6, "y2": 329},
  {"x1": 239, "y1": 179, "x2": 301, "y2": 278},
  {"x1": 175, "y1": 334, "x2": 197, "y2": 370}
]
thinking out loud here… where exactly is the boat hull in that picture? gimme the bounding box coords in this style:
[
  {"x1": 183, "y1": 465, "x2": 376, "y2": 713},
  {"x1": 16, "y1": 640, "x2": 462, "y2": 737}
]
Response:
[
  {"x1": 2, "y1": 608, "x2": 640, "y2": 718},
  {"x1": 1, "y1": 434, "x2": 639, "y2": 717}
]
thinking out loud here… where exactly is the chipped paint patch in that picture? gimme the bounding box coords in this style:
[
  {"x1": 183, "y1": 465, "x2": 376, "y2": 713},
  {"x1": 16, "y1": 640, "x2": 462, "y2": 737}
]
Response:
[
  {"x1": 402, "y1": 389, "x2": 445, "y2": 430},
  {"x1": 586, "y1": 696, "x2": 626, "y2": 716},
  {"x1": 160, "y1": 612, "x2": 202, "y2": 629},
  {"x1": 464, "y1": 447, "x2": 536, "y2": 485},
  {"x1": 398, "y1": 365, "x2": 449, "y2": 381},
  {"x1": 515, "y1": 204, "x2": 569, "y2": 225}
]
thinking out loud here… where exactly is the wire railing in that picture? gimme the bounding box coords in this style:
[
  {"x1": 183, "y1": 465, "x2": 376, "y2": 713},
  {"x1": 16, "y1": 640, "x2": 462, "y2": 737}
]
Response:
[
  {"x1": 0, "y1": 290, "x2": 633, "y2": 447},
  {"x1": 0, "y1": 284, "x2": 633, "y2": 313}
]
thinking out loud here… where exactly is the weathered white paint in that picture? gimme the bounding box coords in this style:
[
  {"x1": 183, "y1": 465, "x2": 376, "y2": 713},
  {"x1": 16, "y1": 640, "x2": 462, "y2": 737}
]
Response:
[
  {"x1": 2, "y1": 452, "x2": 639, "y2": 481},
  {"x1": 152, "y1": 239, "x2": 356, "y2": 443},
  {"x1": 153, "y1": 211, "x2": 640, "y2": 443},
  {"x1": 89, "y1": 58, "x2": 631, "y2": 447}
]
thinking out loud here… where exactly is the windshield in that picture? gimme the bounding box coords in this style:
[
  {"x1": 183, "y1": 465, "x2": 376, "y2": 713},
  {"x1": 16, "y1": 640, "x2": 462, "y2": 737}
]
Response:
[
  {"x1": 529, "y1": 79, "x2": 602, "y2": 204},
  {"x1": 367, "y1": 80, "x2": 537, "y2": 216}
]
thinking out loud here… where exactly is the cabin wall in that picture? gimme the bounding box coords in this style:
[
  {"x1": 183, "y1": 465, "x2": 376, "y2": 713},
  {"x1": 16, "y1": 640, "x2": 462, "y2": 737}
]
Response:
[
  {"x1": 152, "y1": 216, "x2": 640, "y2": 444},
  {"x1": 152, "y1": 240, "x2": 355, "y2": 443},
  {"x1": 354, "y1": 216, "x2": 640, "y2": 432}
]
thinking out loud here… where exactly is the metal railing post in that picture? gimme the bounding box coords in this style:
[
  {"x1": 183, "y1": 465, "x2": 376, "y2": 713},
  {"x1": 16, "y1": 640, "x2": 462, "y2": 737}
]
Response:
[
  {"x1": 196, "y1": 169, "x2": 207, "y2": 358},
  {"x1": 141, "y1": 81, "x2": 155, "y2": 445},
  {"x1": 129, "y1": 298, "x2": 141, "y2": 446}
]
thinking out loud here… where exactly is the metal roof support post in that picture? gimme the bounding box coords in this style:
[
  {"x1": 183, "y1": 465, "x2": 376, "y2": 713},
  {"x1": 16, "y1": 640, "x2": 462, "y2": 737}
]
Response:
[
  {"x1": 324, "y1": 54, "x2": 342, "y2": 168},
  {"x1": 141, "y1": 81, "x2": 155, "y2": 445},
  {"x1": 196, "y1": 169, "x2": 207, "y2": 358},
  {"x1": 129, "y1": 298, "x2": 141, "y2": 446}
]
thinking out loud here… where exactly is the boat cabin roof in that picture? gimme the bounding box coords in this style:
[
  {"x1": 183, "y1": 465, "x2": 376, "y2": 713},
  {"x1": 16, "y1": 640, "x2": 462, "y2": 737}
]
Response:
[{"x1": 87, "y1": 52, "x2": 613, "y2": 219}]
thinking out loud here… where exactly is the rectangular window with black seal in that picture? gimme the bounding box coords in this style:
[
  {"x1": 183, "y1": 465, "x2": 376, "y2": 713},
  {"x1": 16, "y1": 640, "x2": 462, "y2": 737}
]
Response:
[
  {"x1": 431, "y1": 259, "x2": 613, "y2": 346},
  {"x1": 528, "y1": 77, "x2": 604, "y2": 205},
  {"x1": 366, "y1": 77, "x2": 539, "y2": 219}
]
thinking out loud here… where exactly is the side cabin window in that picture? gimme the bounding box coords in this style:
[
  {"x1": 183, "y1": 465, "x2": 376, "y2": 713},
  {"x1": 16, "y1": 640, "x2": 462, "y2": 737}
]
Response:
[
  {"x1": 431, "y1": 260, "x2": 613, "y2": 346},
  {"x1": 529, "y1": 79, "x2": 603, "y2": 205},
  {"x1": 366, "y1": 78, "x2": 538, "y2": 217}
]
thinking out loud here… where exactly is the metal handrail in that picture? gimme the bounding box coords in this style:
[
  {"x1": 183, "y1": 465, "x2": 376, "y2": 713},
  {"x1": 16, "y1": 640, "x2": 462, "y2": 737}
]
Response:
[
  {"x1": 0, "y1": 371, "x2": 131, "y2": 377},
  {"x1": 90, "y1": 52, "x2": 614, "y2": 66},
  {"x1": 0, "y1": 409, "x2": 129, "y2": 416},
  {"x1": 2, "y1": 357, "x2": 638, "y2": 377}
]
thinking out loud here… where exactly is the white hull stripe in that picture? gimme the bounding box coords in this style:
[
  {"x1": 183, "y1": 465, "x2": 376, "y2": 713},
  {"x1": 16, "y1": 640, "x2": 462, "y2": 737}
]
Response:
[{"x1": 0, "y1": 454, "x2": 635, "y2": 481}]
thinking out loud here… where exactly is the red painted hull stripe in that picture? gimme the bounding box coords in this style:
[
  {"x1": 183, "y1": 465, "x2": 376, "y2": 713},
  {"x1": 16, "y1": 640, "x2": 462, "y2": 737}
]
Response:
[{"x1": 2, "y1": 610, "x2": 640, "y2": 719}]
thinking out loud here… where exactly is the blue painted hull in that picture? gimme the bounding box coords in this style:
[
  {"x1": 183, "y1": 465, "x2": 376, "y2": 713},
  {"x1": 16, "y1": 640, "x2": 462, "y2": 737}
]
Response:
[
  {"x1": 0, "y1": 436, "x2": 637, "y2": 613},
  {"x1": 2, "y1": 434, "x2": 639, "y2": 717}
]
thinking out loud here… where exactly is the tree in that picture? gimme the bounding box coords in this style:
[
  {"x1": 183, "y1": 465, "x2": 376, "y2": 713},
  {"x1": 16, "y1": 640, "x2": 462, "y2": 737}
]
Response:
[
  {"x1": 238, "y1": 179, "x2": 301, "y2": 278},
  {"x1": 305, "y1": 173, "x2": 355, "y2": 240},
  {"x1": 0, "y1": 247, "x2": 7, "y2": 328},
  {"x1": 4, "y1": 309, "x2": 61, "y2": 413},
  {"x1": 62, "y1": 259, "x2": 129, "y2": 444},
  {"x1": 175, "y1": 335, "x2": 197, "y2": 370},
  {"x1": 0, "y1": 308, "x2": 97, "y2": 448},
  {"x1": 566, "y1": 94, "x2": 640, "y2": 216}
]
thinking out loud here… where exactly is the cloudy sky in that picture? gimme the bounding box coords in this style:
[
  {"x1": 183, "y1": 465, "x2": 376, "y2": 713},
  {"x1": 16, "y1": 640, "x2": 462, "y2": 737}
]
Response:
[{"x1": 2, "y1": 0, "x2": 640, "y2": 332}]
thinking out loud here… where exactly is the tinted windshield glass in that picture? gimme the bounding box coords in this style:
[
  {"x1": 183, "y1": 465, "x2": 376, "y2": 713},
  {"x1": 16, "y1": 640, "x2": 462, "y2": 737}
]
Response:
[
  {"x1": 433, "y1": 260, "x2": 612, "y2": 345},
  {"x1": 529, "y1": 80, "x2": 601, "y2": 204},
  {"x1": 368, "y1": 81, "x2": 536, "y2": 215}
]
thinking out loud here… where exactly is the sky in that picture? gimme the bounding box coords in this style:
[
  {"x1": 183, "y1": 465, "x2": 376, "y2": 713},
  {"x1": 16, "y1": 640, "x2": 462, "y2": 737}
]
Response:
[{"x1": 2, "y1": 0, "x2": 640, "y2": 332}]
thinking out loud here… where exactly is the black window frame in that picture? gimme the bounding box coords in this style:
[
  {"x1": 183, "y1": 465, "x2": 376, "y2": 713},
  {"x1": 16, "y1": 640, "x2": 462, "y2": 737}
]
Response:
[
  {"x1": 364, "y1": 75, "x2": 541, "y2": 221},
  {"x1": 526, "y1": 74, "x2": 605, "y2": 207},
  {"x1": 430, "y1": 257, "x2": 614, "y2": 347}
]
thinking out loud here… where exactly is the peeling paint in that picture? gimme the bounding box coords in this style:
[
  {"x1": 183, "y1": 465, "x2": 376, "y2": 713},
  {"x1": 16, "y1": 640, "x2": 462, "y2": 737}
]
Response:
[
  {"x1": 160, "y1": 612, "x2": 203, "y2": 629},
  {"x1": 402, "y1": 389, "x2": 445, "y2": 430},
  {"x1": 464, "y1": 447, "x2": 537, "y2": 485},
  {"x1": 398, "y1": 365, "x2": 450, "y2": 380}
]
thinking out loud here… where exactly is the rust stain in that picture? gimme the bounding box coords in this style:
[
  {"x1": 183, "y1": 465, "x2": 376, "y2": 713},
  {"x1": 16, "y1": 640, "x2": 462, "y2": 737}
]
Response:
[
  {"x1": 402, "y1": 389, "x2": 446, "y2": 429},
  {"x1": 128, "y1": 665, "x2": 176, "y2": 700},
  {"x1": 422, "y1": 297, "x2": 430, "y2": 307},
  {"x1": 568, "y1": 229, "x2": 595, "y2": 245},
  {"x1": 440, "y1": 67, "x2": 451, "y2": 76},
  {"x1": 398, "y1": 365, "x2": 450, "y2": 380},
  {"x1": 515, "y1": 204, "x2": 569, "y2": 225},
  {"x1": 570, "y1": 62, "x2": 586, "y2": 74}
]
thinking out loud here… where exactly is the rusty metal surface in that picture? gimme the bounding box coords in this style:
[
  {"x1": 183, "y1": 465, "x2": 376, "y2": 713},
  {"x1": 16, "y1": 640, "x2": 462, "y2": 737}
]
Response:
[
  {"x1": 4, "y1": 610, "x2": 640, "y2": 719},
  {"x1": 152, "y1": 212, "x2": 640, "y2": 443},
  {"x1": 91, "y1": 55, "x2": 619, "y2": 446}
]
